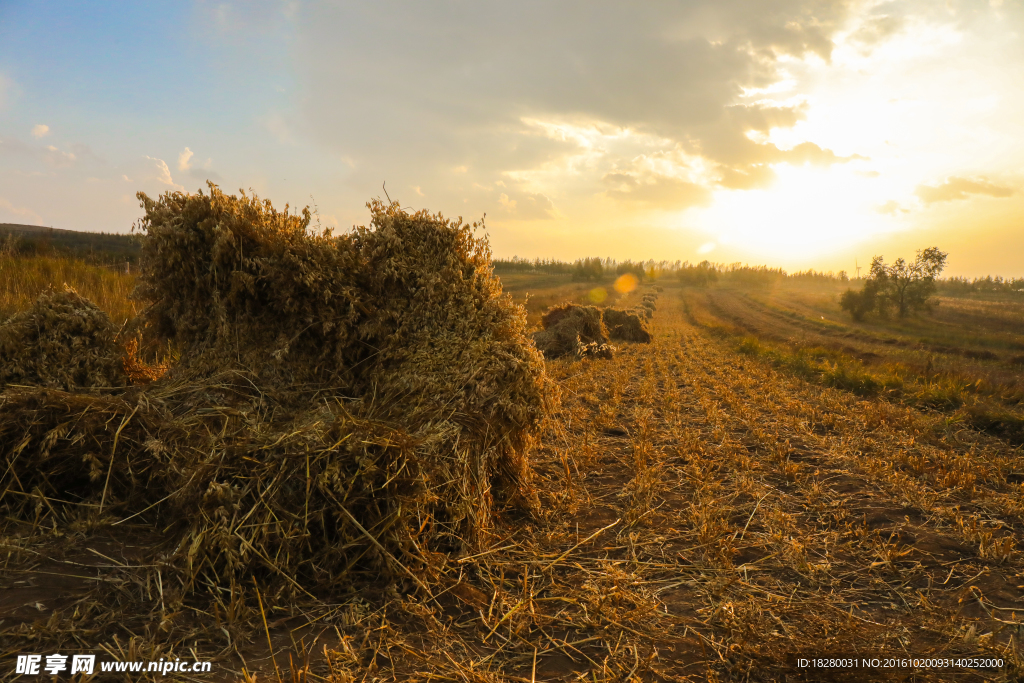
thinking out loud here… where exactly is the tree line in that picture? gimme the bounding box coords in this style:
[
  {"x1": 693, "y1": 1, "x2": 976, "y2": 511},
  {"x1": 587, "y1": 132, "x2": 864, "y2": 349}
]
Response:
[{"x1": 495, "y1": 251, "x2": 1021, "y2": 311}]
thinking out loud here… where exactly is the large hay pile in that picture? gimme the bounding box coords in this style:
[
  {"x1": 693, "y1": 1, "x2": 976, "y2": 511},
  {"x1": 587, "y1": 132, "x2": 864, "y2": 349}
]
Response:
[
  {"x1": 0, "y1": 285, "x2": 127, "y2": 390},
  {"x1": 1, "y1": 185, "x2": 552, "y2": 613},
  {"x1": 533, "y1": 303, "x2": 614, "y2": 359},
  {"x1": 603, "y1": 307, "x2": 652, "y2": 343}
]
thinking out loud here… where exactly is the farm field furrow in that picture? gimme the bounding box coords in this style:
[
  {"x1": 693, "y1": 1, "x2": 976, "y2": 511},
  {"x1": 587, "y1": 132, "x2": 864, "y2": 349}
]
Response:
[
  {"x1": 660, "y1": 299, "x2": 1024, "y2": 657},
  {"x1": 680, "y1": 287, "x2": 1024, "y2": 447},
  {"x1": 752, "y1": 287, "x2": 1024, "y2": 356},
  {"x1": 476, "y1": 292, "x2": 1024, "y2": 680}
]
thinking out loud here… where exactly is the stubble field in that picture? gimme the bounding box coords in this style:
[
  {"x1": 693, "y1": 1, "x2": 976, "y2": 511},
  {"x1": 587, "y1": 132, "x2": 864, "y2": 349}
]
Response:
[{"x1": 2, "y1": 258, "x2": 1023, "y2": 682}]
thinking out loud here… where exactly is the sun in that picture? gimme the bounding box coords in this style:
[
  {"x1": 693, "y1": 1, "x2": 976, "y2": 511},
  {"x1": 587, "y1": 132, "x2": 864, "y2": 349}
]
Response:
[{"x1": 687, "y1": 163, "x2": 904, "y2": 263}]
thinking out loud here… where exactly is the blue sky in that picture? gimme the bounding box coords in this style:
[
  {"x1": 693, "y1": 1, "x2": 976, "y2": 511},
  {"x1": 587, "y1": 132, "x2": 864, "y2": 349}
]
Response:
[{"x1": 2, "y1": 0, "x2": 1023, "y2": 276}]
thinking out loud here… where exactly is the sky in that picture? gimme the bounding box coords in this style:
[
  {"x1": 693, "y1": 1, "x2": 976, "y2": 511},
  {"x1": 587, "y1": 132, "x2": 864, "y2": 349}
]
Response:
[{"x1": 1, "y1": 0, "x2": 1022, "y2": 277}]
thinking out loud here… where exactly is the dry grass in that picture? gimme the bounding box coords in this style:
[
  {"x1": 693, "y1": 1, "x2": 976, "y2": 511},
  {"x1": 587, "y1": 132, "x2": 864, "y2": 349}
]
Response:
[
  {"x1": 603, "y1": 308, "x2": 652, "y2": 343},
  {"x1": 0, "y1": 285, "x2": 128, "y2": 390},
  {"x1": 0, "y1": 249, "x2": 137, "y2": 324},
  {"x1": 533, "y1": 304, "x2": 614, "y2": 359},
  {"x1": 2, "y1": 249, "x2": 1022, "y2": 681},
  {"x1": 683, "y1": 285, "x2": 1024, "y2": 446}
]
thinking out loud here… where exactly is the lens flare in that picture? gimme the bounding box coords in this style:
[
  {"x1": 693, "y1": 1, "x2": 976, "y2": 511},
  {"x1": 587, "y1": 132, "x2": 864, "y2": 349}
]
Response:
[
  {"x1": 614, "y1": 273, "x2": 638, "y2": 293},
  {"x1": 588, "y1": 287, "x2": 608, "y2": 303}
]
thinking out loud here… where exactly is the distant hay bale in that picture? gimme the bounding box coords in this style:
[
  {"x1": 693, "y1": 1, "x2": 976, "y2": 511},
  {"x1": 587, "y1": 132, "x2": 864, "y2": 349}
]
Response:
[
  {"x1": 633, "y1": 306, "x2": 653, "y2": 320},
  {"x1": 0, "y1": 285, "x2": 127, "y2": 390},
  {"x1": 641, "y1": 300, "x2": 657, "y2": 312},
  {"x1": 533, "y1": 304, "x2": 612, "y2": 359},
  {"x1": 655, "y1": 286, "x2": 663, "y2": 292},
  {"x1": 540, "y1": 304, "x2": 576, "y2": 330},
  {"x1": 2, "y1": 185, "x2": 554, "y2": 600},
  {"x1": 603, "y1": 308, "x2": 652, "y2": 343}
]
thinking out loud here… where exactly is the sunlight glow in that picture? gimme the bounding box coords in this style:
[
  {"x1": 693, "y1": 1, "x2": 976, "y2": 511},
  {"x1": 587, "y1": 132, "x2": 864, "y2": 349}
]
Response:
[{"x1": 689, "y1": 164, "x2": 903, "y2": 260}]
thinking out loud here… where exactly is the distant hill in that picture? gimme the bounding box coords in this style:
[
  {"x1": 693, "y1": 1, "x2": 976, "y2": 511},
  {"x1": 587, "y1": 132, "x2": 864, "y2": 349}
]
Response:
[
  {"x1": 1, "y1": 223, "x2": 141, "y2": 264},
  {"x1": 0, "y1": 222, "x2": 56, "y2": 234}
]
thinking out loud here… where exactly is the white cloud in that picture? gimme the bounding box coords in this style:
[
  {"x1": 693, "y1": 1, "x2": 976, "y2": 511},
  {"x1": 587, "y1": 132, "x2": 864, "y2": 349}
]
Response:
[
  {"x1": 0, "y1": 197, "x2": 45, "y2": 225},
  {"x1": 175, "y1": 147, "x2": 220, "y2": 181},
  {"x1": 178, "y1": 147, "x2": 194, "y2": 171},
  {"x1": 31, "y1": 124, "x2": 50, "y2": 138},
  {"x1": 44, "y1": 145, "x2": 76, "y2": 167},
  {"x1": 144, "y1": 156, "x2": 184, "y2": 190}
]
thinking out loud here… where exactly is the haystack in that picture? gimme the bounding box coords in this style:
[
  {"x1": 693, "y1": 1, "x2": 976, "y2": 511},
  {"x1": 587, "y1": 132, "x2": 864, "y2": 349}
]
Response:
[
  {"x1": 642, "y1": 300, "x2": 657, "y2": 312},
  {"x1": 0, "y1": 285, "x2": 127, "y2": 390},
  {"x1": 603, "y1": 308, "x2": 652, "y2": 343},
  {"x1": 532, "y1": 304, "x2": 613, "y2": 359},
  {"x1": 2, "y1": 185, "x2": 553, "y2": 603}
]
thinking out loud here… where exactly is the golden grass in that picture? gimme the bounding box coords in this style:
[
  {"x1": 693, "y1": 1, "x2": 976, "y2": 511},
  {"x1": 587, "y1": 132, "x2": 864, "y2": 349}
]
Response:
[
  {"x1": 0, "y1": 251, "x2": 137, "y2": 324},
  {"x1": 684, "y1": 285, "x2": 1024, "y2": 445},
  {"x1": 2, "y1": 263, "x2": 1023, "y2": 681}
]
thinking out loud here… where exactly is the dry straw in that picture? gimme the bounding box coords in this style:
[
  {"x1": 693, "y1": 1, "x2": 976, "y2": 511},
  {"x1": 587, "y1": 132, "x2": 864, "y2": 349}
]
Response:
[
  {"x1": 602, "y1": 308, "x2": 652, "y2": 343},
  {"x1": 532, "y1": 303, "x2": 615, "y2": 359},
  {"x1": 0, "y1": 284, "x2": 127, "y2": 390},
  {"x1": 1, "y1": 184, "x2": 554, "y2": 616}
]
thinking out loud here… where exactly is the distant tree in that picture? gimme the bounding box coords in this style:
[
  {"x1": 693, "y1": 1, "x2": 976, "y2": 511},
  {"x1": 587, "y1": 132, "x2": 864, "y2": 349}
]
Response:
[
  {"x1": 572, "y1": 257, "x2": 604, "y2": 282},
  {"x1": 677, "y1": 260, "x2": 719, "y2": 287},
  {"x1": 726, "y1": 264, "x2": 784, "y2": 288},
  {"x1": 871, "y1": 247, "x2": 948, "y2": 317},
  {"x1": 616, "y1": 261, "x2": 645, "y2": 282},
  {"x1": 841, "y1": 247, "x2": 947, "y2": 320},
  {"x1": 839, "y1": 278, "x2": 882, "y2": 321}
]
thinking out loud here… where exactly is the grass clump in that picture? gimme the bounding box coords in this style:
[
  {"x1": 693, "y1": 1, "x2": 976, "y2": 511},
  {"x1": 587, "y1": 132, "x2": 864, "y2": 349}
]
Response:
[{"x1": 0, "y1": 285, "x2": 127, "y2": 390}]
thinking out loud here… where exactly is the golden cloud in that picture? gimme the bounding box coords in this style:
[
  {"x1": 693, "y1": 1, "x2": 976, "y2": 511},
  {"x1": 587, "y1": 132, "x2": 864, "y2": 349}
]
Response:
[
  {"x1": 915, "y1": 176, "x2": 1015, "y2": 204},
  {"x1": 602, "y1": 171, "x2": 712, "y2": 209}
]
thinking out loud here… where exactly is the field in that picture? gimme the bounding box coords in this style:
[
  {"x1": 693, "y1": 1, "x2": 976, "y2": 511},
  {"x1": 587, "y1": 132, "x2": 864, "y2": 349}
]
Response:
[
  {"x1": 1, "y1": 223, "x2": 140, "y2": 265},
  {"x1": 2, "y1": 256, "x2": 1023, "y2": 682}
]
